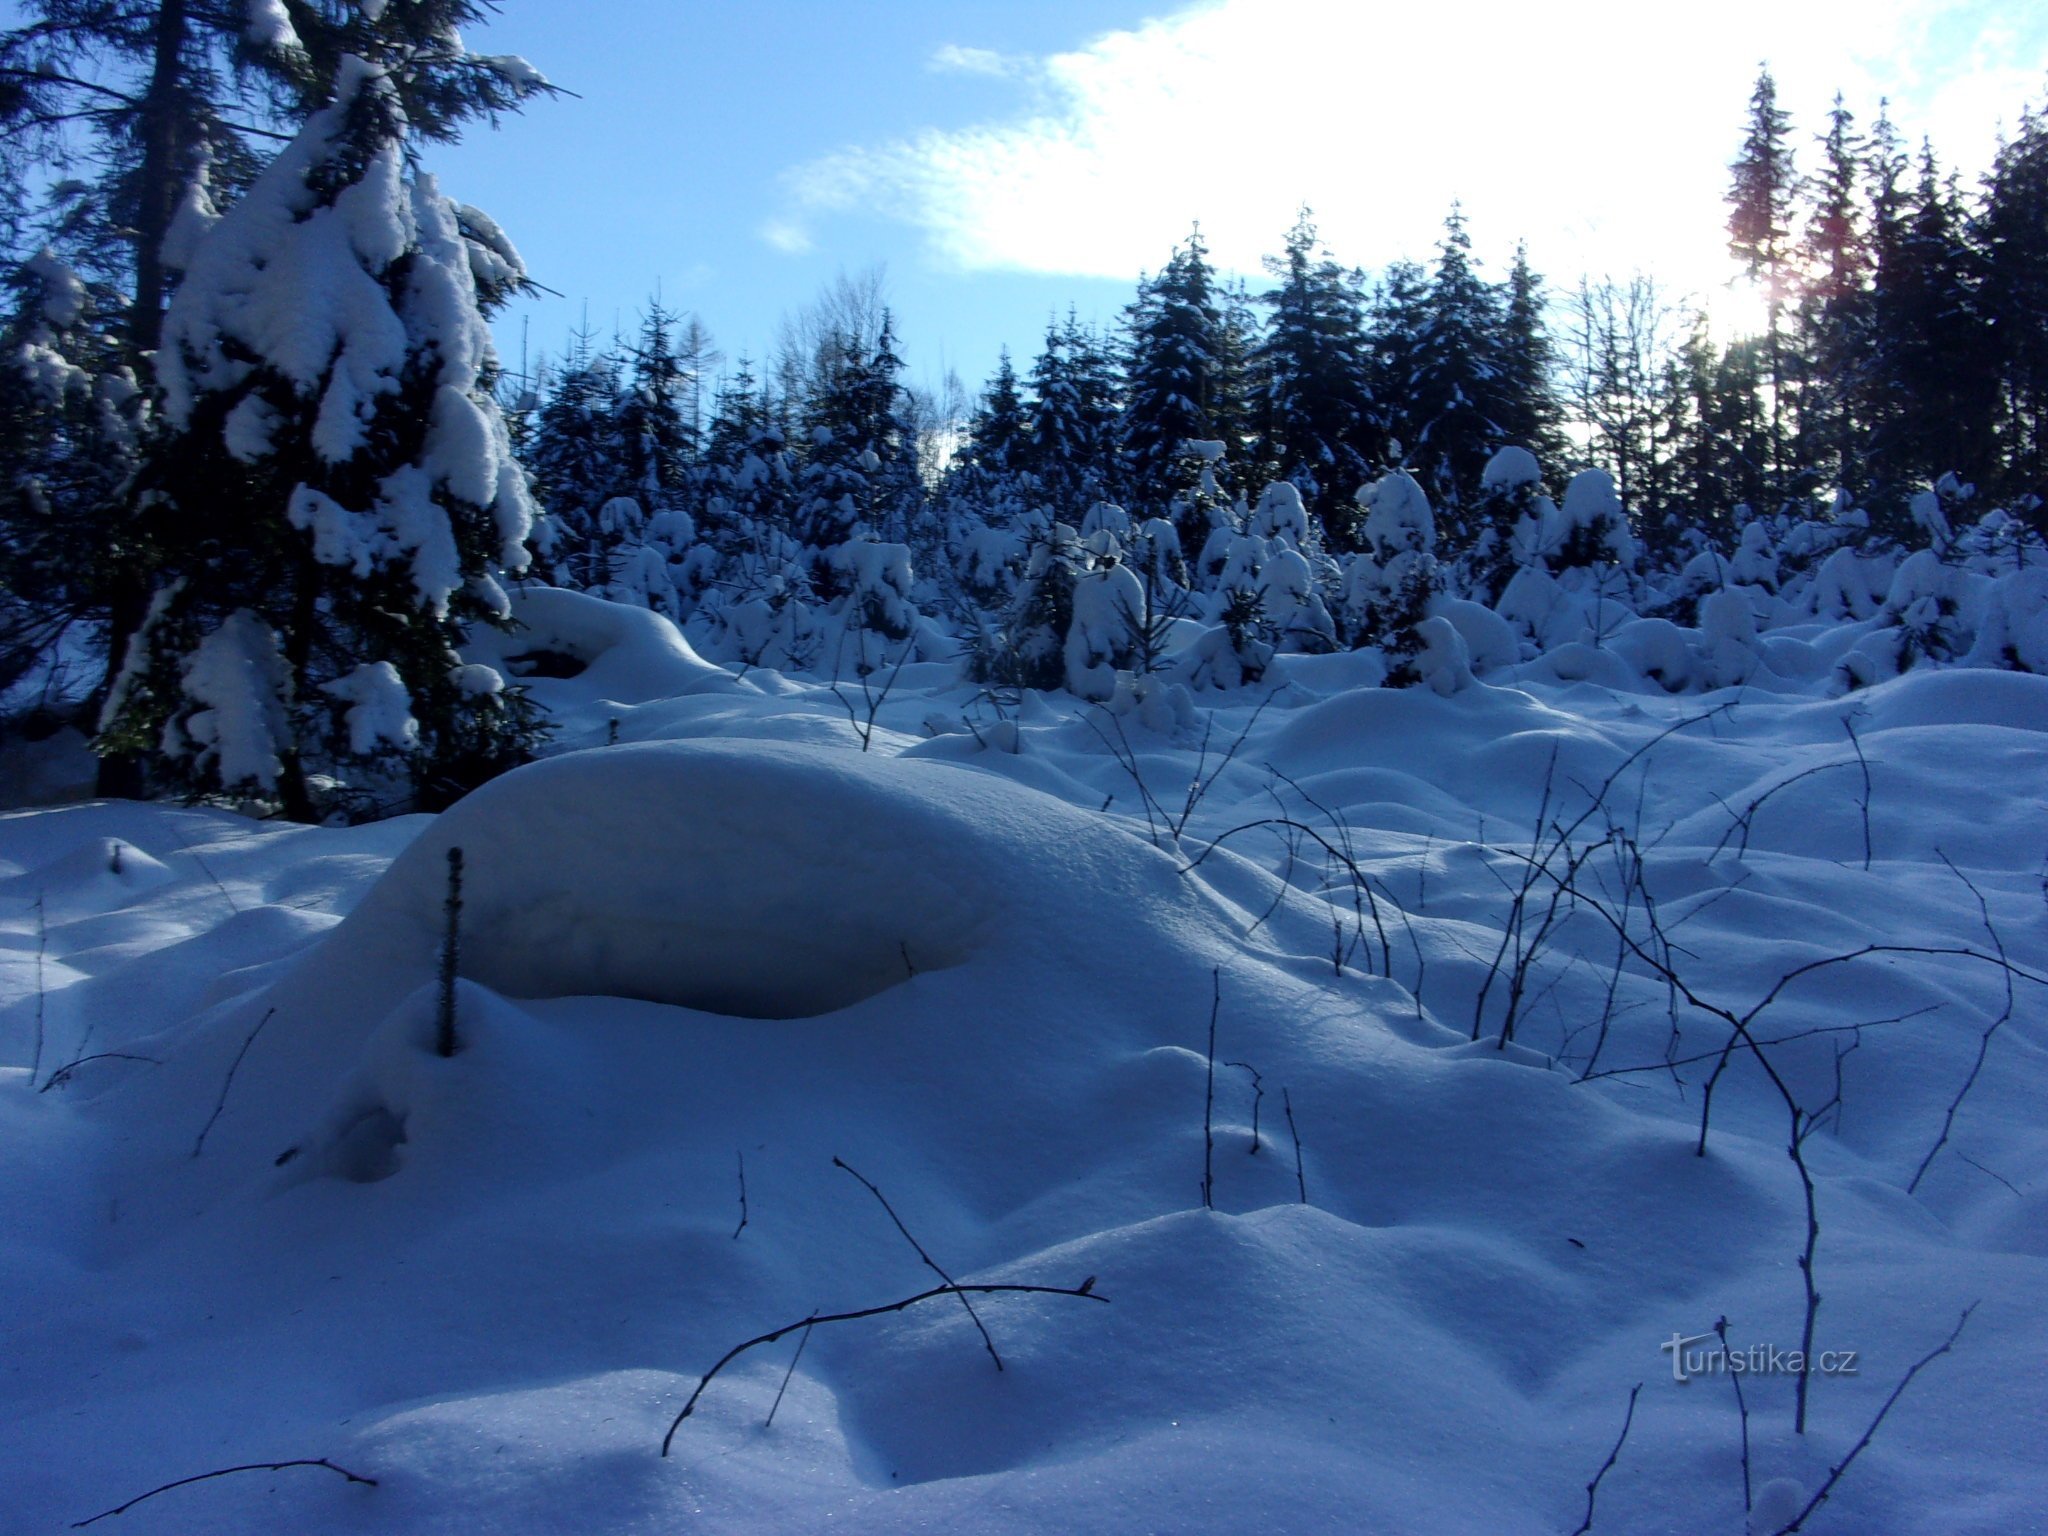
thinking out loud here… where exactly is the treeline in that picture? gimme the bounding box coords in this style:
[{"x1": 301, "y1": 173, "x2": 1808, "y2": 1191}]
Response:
[
  {"x1": 510, "y1": 67, "x2": 2045, "y2": 588},
  {"x1": 1, "y1": 14, "x2": 2044, "y2": 814}
]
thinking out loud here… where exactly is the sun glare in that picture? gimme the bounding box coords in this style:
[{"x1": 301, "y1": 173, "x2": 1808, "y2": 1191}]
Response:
[{"x1": 1698, "y1": 276, "x2": 1774, "y2": 342}]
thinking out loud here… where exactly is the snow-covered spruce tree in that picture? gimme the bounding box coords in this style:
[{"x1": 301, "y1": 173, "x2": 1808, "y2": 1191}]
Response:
[
  {"x1": 983, "y1": 516, "x2": 1084, "y2": 691},
  {"x1": 1338, "y1": 469, "x2": 1441, "y2": 682},
  {"x1": 1405, "y1": 207, "x2": 1507, "y2": 542},
  {"x1": 1465, "y1": 445, "x2": 1549, "y2": 604},
  {"x1": 523, "y1": 326, "x2": 625, "y2": 585},
  {"x1": 1022, "y1": 311, "x2": 1120, "y2": 516},
  {"x1": 1253, "y1": 207, "x2": 1375, "y2": 540},
  {"x1": 1123, "y1": 227, "x2": 1225, "y2": 520},
  {"x1": 98, "y1": 57, "x2": 542, "y2": 819}
]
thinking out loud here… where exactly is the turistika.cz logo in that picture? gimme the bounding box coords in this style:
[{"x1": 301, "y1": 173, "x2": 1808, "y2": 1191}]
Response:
[{"x1": 1660, "y1": 1332, "x2": 1860, "y2": 1384}]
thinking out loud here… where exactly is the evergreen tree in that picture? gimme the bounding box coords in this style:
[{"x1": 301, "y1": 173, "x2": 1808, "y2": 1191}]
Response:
[
  {"x1": 616, "y1": 298, "x2": 696, "y2": 508},
  {"x1": 1862, "y1": 142, "x2": 1997, "y2": 512},
  {"x1": 1795, "y1": 93, "x2": 1869, "y2": 491},
  {"x1": 1495, "y1": 242, "x2": 1568, "y2": 472},
  {"x1": 967, "y1": 346, "x2": 1028, "y2": 475},
  {"x1": 1122, "y1": 226, "x2": 1224, "y2": 515},
  {"x1": 795, "y1": 309, "x2": 914, "y2": 598},
  {"x1": 525, "y1": 326, "x2": 626, "y2": 585},
  {"x1": 1210, "y1": 275, "x2": 1260, "y2": 473},
  {"x1": 1407, "y1": 206, "x2": 1506, "y2": 544},
  {"x1": 98, "y1": 56, "x2": 543, "y2": 819},
  {"x1": 1364, "y1": 258, "x2": 1432, "y2": 479},
  {"x1": 0, "y1": 252, "x2": 142, "y2": 707},
  {"x1": 1980, "y1": 101, "x2": 2048, "y2": 515},
  {"x1": 1726, "y1": 66, "x2": 1797, "y2": 499},
  {"x1": 0, "y1": 0, "x2": 551, "y2": 791},
  {"x1": 1252, "y1": 207, "x2": 1374, "y2": 541}
]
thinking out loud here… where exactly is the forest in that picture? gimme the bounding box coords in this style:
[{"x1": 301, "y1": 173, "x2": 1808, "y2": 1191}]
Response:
[
  {"x1": 2, "y1": 7, "x2": 2045, "y2": 1536},
  {"x1": 1, "y1": 4, "x2": 2044, "y2": 809}
]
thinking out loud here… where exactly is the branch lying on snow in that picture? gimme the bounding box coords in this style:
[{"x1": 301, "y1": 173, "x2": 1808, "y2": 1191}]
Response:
[
  {"x1": 834, "y1": 1155, "x2": 1001, "y2": 1370},
  {"x1": 72, "y1": 1458, "x2": 376, "y2": 1527},
  {"x1": 38, "y1": 1052, "x2": 161, "y2": 1093},
  {"x1": 659, "y1": 1279, "x2": 1108, "y2": 1455}
]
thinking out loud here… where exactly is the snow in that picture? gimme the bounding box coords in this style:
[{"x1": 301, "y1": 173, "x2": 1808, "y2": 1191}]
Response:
[
  {"x1": 323, "y1": 662, "x2": 419, "y2": 757},
  {"x1": 1480, "y1": 444, "x2": 1542, "y2": 492},
  {"x1": 5, "y1": 576, "x2": 2048, "y2": 1534},
  {"x1": 166, "y1": 609, "x2": 292, "y2": 791}
]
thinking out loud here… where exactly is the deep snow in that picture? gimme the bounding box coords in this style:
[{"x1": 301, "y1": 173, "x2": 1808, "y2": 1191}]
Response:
[{"x1": 3, "y1": 600, "x2": 2045, "y2": 1535}]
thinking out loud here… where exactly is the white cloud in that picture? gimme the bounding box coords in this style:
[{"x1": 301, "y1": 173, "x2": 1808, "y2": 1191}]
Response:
[
  {"x1": 781, "y1": 0, "x2": 2046, "y2": 303},
  {"x1": 928, "y1": 44, "x2": 1029, "y2": 79},
  {"x1": 759, "y1": 217, "x2": 815, "y2": 256}
]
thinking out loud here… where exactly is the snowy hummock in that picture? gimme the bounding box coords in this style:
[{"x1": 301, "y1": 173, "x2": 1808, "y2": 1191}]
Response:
[{"x1": 2, "y1": 616, "x2": 2046, "y2": 1536}]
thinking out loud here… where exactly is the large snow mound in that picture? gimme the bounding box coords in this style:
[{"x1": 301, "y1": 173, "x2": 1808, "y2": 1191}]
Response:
[{"x1": 291, "y1": 739, "x2": 1156, "y2": 1019}]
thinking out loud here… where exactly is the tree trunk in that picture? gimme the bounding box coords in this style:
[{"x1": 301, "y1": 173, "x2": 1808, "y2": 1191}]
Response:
[{"x1": 94, "y1": 0, "x2": 189, "y2": 800}]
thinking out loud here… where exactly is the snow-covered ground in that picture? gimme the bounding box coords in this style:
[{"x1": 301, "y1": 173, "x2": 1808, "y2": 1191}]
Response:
[{"x1": 3, "y1": 596, "x2": 2044, "y2": 1535}]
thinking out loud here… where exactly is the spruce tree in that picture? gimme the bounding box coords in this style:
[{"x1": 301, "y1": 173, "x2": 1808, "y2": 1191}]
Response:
[
  {"x1": 1726, "y1": 66, "x2": 1797, "y2": 500},
  {"x1": 1407, "y1": 206, "x2": 1507, "y2": 546},
  {"x1": 1980, "y1": 101, "x2": 2048, "y2": 514},
  {"x1": 1, "y1": 0, "x2": 551, "y2": 793},
  {"x1": 967, "y1": 347, "x2": 1029, "y2": 476},
  {"x1": 1364, "y1": 258, "x2": 1432, "y2": 480},
  {"x1": 1253, "y1": 207, "x2": 1374, "y2": 541},
  {"x1": 525, "y1": 327, "x2": 626, "y2": 587},
  {"x1": 1496, "y1": 243, "x2": 1568, "y2": 472},
  {"x1": 1122, "y1": 226, "x2": 1223, "y2": 516},
  {"x1": 98, "y1": 56, "x2": 543, "y2": 818},
  {"x1": 1796, "y1": 94, "x2": 1870, "y2": 492},
  {"x1": 616, "y1": 299, "x2": 696, "y2": 509}
]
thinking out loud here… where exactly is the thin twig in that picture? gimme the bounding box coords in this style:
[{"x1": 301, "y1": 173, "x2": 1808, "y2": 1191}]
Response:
[
  {"x1": 1768, "y1": 1305, "x2": 1977, "y2": 1535},
  {"x1": 31, "y1": 892, "x2": 46, "y2": 1086},
  {"x1": 435, "y1": 848, "x2": 464, "y2": 1058},
  {"x1": 1202, "y1": 969, "x2": 1219, "y2": 1210},
  {"x1": 834, "y1": 1156, "x2": 1000, "y2": 1370},
  {"x1": 72, "y1": 1458, "x2": 377, "y2": 1527},
  {"x1": 1908, "y1": 853, "x2": 2013, "y2": 1194},
  {"x1": 38, "y1": 1052, "x2": 160, "y2": 1092},
  {"x1": 1841, "y1": 714, "x2": 1872, "y2": 871},
  {"x1": 1569, "y1": 1382, "x2": 1642, "y2": 1535},
  {"x1": 1283, "y1": 1087, "x2": 1306, "y2": 1203},
  {"x1": 660, "y1": 1279, "x2": 1107, "y2": 1453},
  {"x1": 191, "y1": 1009, "x2": 276, "y2": 1158},
  {"x1": 732, "y1": 1150, "x2": 749, "y2": 1240},
  {"x1": 764, "y1": 1318, "x2": 814, "y2": 1429},
  {"x1": 1715, "y1": 1316, "x2": 1752, "y2": 1513}
]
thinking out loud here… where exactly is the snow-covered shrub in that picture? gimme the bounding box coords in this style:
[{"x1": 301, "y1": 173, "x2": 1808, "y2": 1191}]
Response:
[
  {"x1": 1553, "y1": 468, "x2": 1636, "y2": 574},
  {"x1": 1339, "y1": 471, "x2": 1443, "y2": 682},
  {"x1": 1065, "y1": 558, "x2": 1146, "y2": 700},
  {"x1": 1408, "y1": 615, "x2": 1475, "y2": 696},
  {"x1": 1257, "y1": 546, "x2": 1336, "y2": 653},
  {"x1": 1467, "y1": 446, "x2": 1548, "y2": 602},
  {"x1": 1250, "y1": 479, "x2": 1313, "y2": 550},
  {"x1": 1695, "y1": 588, "x2": 1764, "y2": 688},
  {"x1": 1727, "y1": 520, "x2": 1780, "y2": 590},
  {"x1": 1963, "y1": 568, "x2": 2048, "y2": 673}
]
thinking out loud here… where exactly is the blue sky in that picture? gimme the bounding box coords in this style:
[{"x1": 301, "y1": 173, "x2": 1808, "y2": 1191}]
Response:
[
  {"x1": 428, "y1": 0, "x2": 2045, "y2": 403},
  {"x1": 433, "y1": 0, "x2": 1161, "y2": 398},
  {"x1": 13, "y1": 0, "x2": 2028, "y2": 402}
]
